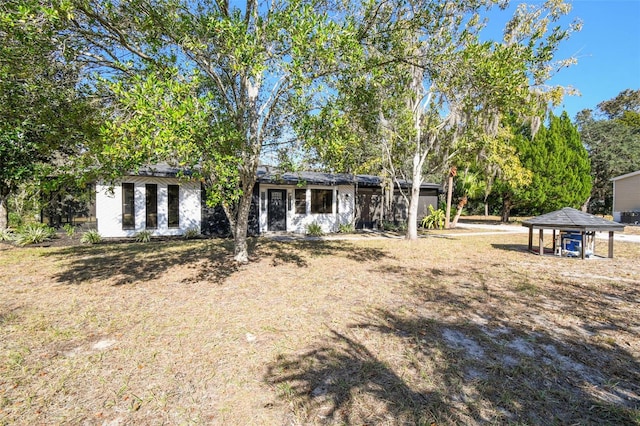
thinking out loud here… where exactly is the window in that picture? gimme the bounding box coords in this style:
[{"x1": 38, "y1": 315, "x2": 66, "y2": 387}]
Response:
[
  {"x1": 122, "y1": 183, "x2": 135, "y2": 229},
  {"x1": 310, "y1": 189, "x2": 333, "y2": 214},
  {"x1": 295, "y1": 189, "x2": 306, "y2": 214},
  {"x1": 146, "y1": 184, "x2": 158, "y2": 229},
  {"x1": 168, "y1": 185, "x2": 179, "y2": 228}
]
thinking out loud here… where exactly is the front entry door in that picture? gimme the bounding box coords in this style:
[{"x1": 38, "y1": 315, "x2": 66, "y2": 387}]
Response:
[{"x1": 268, "y1": 189, "x2": 287, "y2": 231}]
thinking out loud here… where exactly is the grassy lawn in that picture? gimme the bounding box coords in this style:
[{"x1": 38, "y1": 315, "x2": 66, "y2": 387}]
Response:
[{"x1": 1, "y1": 231, "x2": 639, "y2": 425}]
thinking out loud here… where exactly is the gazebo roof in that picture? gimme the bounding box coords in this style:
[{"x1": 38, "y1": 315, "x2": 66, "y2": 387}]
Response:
[{"x1": 521, "y1": 207, "x2": 625, "y2": 232}]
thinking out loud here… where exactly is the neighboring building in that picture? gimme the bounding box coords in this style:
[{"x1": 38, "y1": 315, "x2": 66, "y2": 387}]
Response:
[
  {"x1": 95, "y1": 165, "x2": 441, "y2": 238},
  {"x1": 611, "y1": 170, "x2": 640, "y2": 223}
]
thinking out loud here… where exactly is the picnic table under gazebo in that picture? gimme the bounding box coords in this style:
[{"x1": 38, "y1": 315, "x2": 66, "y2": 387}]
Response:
[{"x1": 521, "y1": 208, "x2": 625, "y2": 259}]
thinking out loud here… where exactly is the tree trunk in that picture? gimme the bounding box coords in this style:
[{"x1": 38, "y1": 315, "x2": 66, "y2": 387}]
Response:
[
  {"x1": 444, "y1": 168, "x2": 456, "y2": 229},
  {"x1": 230, "y1": 76, "x2": 261, "y2": 263},
  {"x1": 0, "y1": 192, "x2": 8, "y2": 230},
  {"x1": 232, "y1": 186, "x2": 254, "y2": 263},
  {"x1": 444, "y1": 174, "x2": 453, "y2": 229},
  {"x1": 484, "y1": 193, "x2": 490, "y2": 217},
  {"x1": 405, "y1": 178, "x2": 421, "y2": 240},
  {"x1": 451, "y1": 196, "x2": 467, "y2": 228},
  {"x1": 501, "y1": 195, "x2": 512, "y2": 223},
  {"x1": 404, "y1": 147, "x2": 426, "y2": 240},
  {"x1": 230, "y1": 158, "x2": 259, "y2": 263}
]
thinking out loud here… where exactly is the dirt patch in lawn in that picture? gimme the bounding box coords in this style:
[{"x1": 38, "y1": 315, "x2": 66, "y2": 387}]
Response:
[{"x1": 1, "y1": 233, "x2": 639, "y2": 425}]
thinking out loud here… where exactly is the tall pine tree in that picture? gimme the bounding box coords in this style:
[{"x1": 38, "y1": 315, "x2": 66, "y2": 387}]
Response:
[{"x1": 499, "y1": 112, "x2": 591, "y2": 219}]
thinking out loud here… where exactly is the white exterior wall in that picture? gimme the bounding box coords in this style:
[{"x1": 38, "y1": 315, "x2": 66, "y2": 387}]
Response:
[
  {"x1": 258, "y1": 184, "x2": 355, "y2": 234},
  {"x1": 337, "y1": 184, "x2": 355, "y2": 227},
  {"x1": 96, "y1": 176, "x2": 201, "y2": 238}
]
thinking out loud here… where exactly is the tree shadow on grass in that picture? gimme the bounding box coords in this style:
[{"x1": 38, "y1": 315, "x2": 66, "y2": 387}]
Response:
[
  {"x1": 492, "y1": 243, "x2": 535, "y2": 253},
  {"x1": 265, "y1": 307, "x2": 639, "y2": 425},
  {"x1": 264, "y1": 254, "x2": 640, "y2": 425},
  {"x1": 265, "y1": 328, "x2": 446, "y2": 424},
  {"x1": 258, "y1": 239, "x2": 392, "y2": 268},
  {"x1": 45, "y1": 237, "x2": 391, "y2": 286},
  {"x1": 45, "y1": 238, "x2": 247, "y2": 286}
]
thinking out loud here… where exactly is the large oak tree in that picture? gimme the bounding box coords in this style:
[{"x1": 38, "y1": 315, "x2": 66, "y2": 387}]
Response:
[{"x1": 70, "y1": 0, "x2": 360, "y2": 262}]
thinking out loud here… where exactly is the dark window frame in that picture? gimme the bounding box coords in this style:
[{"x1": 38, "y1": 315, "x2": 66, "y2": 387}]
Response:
[
  {"x1": 168, "y1": 184, "x2": 180, "y2": 228},
  {"x1": 145, "y1": 184, "x2": 158, "y2": 229},
  {"x1": 122, "y1": 183, "x2": 135, "y2": 230},
  {"x1": 295, "y1": 188, "x2": 306, "y2": 214},
  {"x1": 310, "y1": 189, "x2": 333, "y2": 214}
]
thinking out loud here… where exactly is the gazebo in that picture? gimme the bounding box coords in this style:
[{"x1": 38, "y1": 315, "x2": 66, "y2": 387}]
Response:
[{"x1": 522, "y1": 207, "x2": 625, "y2": 259}]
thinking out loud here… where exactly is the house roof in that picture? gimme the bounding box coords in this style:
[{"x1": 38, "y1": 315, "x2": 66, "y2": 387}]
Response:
[
  {"x1": 257, "y1": 167, "x2": 356, "y2": 185},
  {"x1": 128, "y1": 164, "x2": 441, "y2": 191},
  {"x1": 611, "y1": 170, "x2": 640, "y2": 181},
  {"x1": 133, "y1": 163, "x2": 195, "y2": 178},
  {"x1": 521, "y1": 207, "x2": 625, "y2": 232},
  {"x1": 257, "y1": 166, "x2": 441, "y2": 190}
]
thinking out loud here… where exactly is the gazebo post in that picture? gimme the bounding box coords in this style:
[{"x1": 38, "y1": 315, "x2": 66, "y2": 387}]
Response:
[
  {"x1": 521, "y1": 208, "x2": 624, "y2": 260},
  {"x1": 539, "y1": 229, "x2": 544, "y2": 256},
  {"x1": 608, "y1": 231, "x2": 614, "y2": 258}
]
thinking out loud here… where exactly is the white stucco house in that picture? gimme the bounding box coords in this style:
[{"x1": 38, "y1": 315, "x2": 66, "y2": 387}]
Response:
[
  {"x1": 95, "y1": 166, "x2": 201, "y2": 238},
  {"x1": 254, "y1": 168, "x2": 356, "y2": 234},
  {"x1": 94, "y1": 165, "x2": 441, "y2": 238},
  {"x1": 611, "y1": 170, "x2": 640, "y2": 223}
]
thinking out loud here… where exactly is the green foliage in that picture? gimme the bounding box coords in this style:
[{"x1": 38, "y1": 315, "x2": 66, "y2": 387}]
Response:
[
  {"x1": 0, "y1": 0, "x2": 98, "y2": 229},
  {"x1": 135, "y1": 230, "x2": 152, "y2": 243},
  {"x1": 337, "y1": 223, "x2": 355, "y2": 234},
  {"x1": 510, "y1": 112, "x2": 591, "y2": 215},
  {"x1": 380, "y1": 221, "x2": 407, "y2": 232},
  {"x1": 597, "y1": 89, "x2": 640, "y2": 121},
  {"x1": 184, "y1": 227, "x2": 199, "y2": 240},
  {"x1": 421, "y1": 205, "x2": 445, "y2": 230},
  {"x1": 298, "y1": 0, "x2": 578, "y2": 238},
  {"x1": 63, "y1": 223, "x2": 76, "y2": 237},
  {"x1": 71, "y1": 0, "x2": 361, "y2": 261},
  {"x1": 15, "y1": 223, "x2": 56, "y2": 246},
  {"x1": 0, "y1": 228, "x2": 14, "y2": 242},
  {"x1": 577, "y1": 90, "x2": 640, "y2": 214},
  {"x1": 306, "y1": 222, "x2": 324, "y2": 237},
  {"x1": 80, "y1": 229, "x2": 102, "y2": 244},
  {"x1": 454, "y1": 172, "x2": 486, "y2": 203},
  {"x1": 8, "y1": 212, "x2": 23, "y2": 228}
]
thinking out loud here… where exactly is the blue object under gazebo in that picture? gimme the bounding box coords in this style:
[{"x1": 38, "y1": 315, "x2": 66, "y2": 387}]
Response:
[{"x1": 521, "y1": 208, "x2": 625, "y2": 259}]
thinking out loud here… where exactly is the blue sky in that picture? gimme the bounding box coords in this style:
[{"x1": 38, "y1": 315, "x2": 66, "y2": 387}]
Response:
[
  {"x1": 545, "y1": 0, "x2": 640, "y2": 119},
  {"x1": 484, "y1": 1, "x2": 640, "y2": 120}
]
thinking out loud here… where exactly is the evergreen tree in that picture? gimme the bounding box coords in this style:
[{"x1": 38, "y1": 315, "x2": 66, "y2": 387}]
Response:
[{"x1": 499, "y1": 112, "x2": 591, "y2": 219}]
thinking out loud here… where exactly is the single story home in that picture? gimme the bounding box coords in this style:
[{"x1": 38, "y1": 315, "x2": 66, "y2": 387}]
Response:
[
  {"x1": 95, "y1": 165, "x2": 441, "y2": 238},
  {"x1": 611, "y1": 170, "x2": 640, "y2": 224},
  {"x1": 95, "y1": 166, "x2": 202, "y2": 238}
]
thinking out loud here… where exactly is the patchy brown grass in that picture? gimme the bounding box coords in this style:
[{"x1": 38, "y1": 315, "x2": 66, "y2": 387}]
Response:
[
  {"x1": 624, "y1": 225, "x2": 640, "y2": 236},
  {"x1": 1, "y1": 232, "x2": 639, "y2": 425}
]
